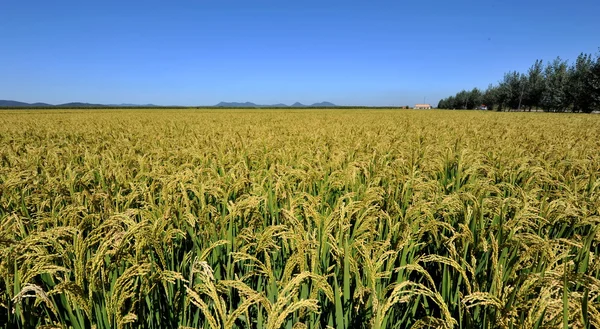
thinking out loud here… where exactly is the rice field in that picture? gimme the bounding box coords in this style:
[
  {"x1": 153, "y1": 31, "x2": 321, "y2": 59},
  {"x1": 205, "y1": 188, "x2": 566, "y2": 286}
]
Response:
[{"x1": 0, "y1": 109, "x2": 599, "y2": 329}]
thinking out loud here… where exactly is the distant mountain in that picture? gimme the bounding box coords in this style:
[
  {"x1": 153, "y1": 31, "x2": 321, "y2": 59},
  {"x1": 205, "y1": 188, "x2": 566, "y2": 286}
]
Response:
[
  {"x1": 0, "y1": 100, "x2": 158, "y2": 108},
  {"x1": 268, "y1": 103, "x2": 289, "y2": 108},
  {"x1": 0, "y1": 100, "x2": 103, "y2": 107},
  {"x1": 57, "y1": 102, "x2": 106, "y2": 107},
  {"x1": 0, "y1": 99, "x2": 338, "y2": 108},
  {"x1": 310, "y1": 101, "x2": 336, "y2": 107},
  {"x1": 0, "y1": 100, "x2": 49, "y2": 107}
]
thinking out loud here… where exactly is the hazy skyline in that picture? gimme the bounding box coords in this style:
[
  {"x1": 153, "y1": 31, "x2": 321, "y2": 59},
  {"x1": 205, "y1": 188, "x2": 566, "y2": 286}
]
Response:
[{"x1": 1, "y1": 0, "x2": 599, "y2": 106}]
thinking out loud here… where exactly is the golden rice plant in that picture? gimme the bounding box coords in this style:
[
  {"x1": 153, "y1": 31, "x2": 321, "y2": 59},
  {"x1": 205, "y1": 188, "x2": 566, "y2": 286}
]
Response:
[{"x1": 0, "y1": 109, "x2": 599, "y2": 329}]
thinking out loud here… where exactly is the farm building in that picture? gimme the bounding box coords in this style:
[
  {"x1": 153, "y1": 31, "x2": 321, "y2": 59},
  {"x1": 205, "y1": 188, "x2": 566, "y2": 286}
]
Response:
[{"x1": 414, "y1": 104, "x2": 432, "y2": 109}]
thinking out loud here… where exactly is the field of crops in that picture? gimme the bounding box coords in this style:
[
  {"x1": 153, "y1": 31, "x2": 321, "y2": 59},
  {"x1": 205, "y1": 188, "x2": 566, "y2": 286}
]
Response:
[{"x1": 0, "y1": 109, "x2": 599, "y2": 329}]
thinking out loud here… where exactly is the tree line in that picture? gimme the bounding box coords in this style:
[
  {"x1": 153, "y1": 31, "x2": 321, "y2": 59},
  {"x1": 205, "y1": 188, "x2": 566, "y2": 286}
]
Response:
[{"x1": 437, "y1": 50, "x2": 600, "y2": 113}]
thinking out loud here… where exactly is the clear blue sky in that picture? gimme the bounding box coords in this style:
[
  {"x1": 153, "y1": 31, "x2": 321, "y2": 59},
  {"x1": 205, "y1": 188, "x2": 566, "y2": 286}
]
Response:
[{"x1": 1, "y1": 0, "x2": 598, "y2": 106}]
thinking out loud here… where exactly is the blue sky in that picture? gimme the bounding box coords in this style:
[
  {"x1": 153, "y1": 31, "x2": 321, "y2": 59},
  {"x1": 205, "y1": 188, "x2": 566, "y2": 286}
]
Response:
[{"x1": 1, "y1": 0, "x2": 599, "y2": 106}]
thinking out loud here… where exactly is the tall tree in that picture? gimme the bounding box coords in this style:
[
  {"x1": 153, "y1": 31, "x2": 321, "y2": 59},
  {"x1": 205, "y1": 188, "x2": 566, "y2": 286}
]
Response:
[
  {"x1": 569, "y1": 53, "x2": 595, "y2": 113},
  {"x1": 525, "y1": 59, "x2": 545, "y2": 111},
  {"x1": 592, "y1": 52, "x2": 600, "y2": 111},
  {"x1": 515, "y1": 73, "x2": 528, "y2": 110},
  {"x1": 482, "y1": 84, "x2": 499, "y2": 111},
  {"x1": 437, "y1": 98, "x2": 445, "y2": 109},
  {"x1": 455, "y1": 90, "x2": 469, "y2": 109},
  {"x1": 496, "y1": 72, "x2": 525, "y2": 110},
  {"x1": 468, "y1": 88, "x2": 483, "y2": 109},
  {"x1": 542, "y1": 57, "x2": 571, "y2": 112},
  {"x1": 446, "y1": 96, "x2": 457, "y2": 109}
]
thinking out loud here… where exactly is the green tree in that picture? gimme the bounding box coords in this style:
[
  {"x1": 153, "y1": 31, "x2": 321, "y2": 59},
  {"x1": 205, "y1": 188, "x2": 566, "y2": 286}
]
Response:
[
  {"x1": 525, "y1": 59, "x2": 545, "y2": 111},
  {"x1": 482, "y1": 84, "x2": 499, "y2": 111},
  {"x1": 496, "y1": 77, "x2": 510, "y2": 110},
  {"x1": 569, "y1": 53, "x2": 595, "y2": 113},
  {"x1": 499, "y1": 71, "x2": 527, "y2": 110},
  {"x1": 542, "y1": 57, "x2": 571, "y2": 112},
  {"x1": 592, "y1": 52, "x2": 600, "y2": 111},
  {"x1": 455, "y1": 90, "x2": 470, "y2": 109},
  {"x1": 446, "y1": 96, "x2": 457, "y2": 109},
  {"x1": 437, "y1": 98, "x2": 447, "y2": 109},
  {"x1": 468, "y1": 88, "x2": 483, "y2": 109}
]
